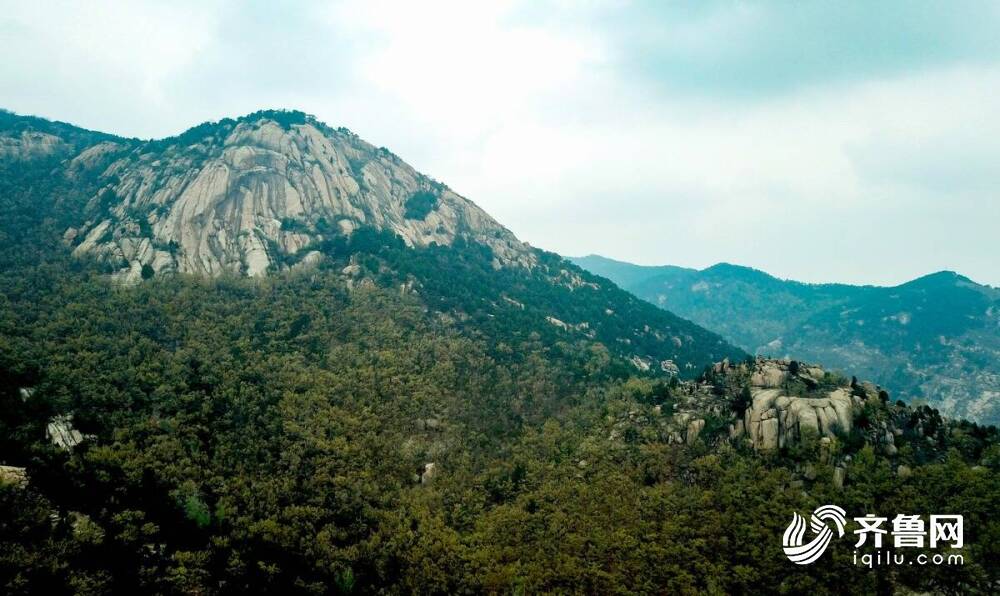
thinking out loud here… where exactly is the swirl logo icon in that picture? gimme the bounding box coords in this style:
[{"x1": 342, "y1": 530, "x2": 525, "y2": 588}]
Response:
[{"x1": 782, "y1": 505, "x2": 847, "y2": 565}]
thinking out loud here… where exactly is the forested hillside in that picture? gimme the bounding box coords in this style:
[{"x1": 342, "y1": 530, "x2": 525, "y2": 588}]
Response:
[
  {"x1": 0, "y1": 112, "x2": 997, "y2": 594},
  {"x1": 572, "y1": 255, "x2": 1000, "y2": 426}
]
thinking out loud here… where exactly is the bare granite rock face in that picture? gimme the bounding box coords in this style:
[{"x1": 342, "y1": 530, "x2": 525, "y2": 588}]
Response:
[
  {"x1": 725, "y1": 359, "x2": 856, "y2": 452},
  {"x1": 68, "y1": 113, "x2": 535, "y2": 282},
  {"x1": 46, "y1": 415, "x2": 85, "y2": 450},
  {"x1": 743, "y1": 388, "x2": 854, "y2": 451},
  {"x1": 686, "y1": 418, "x2": 706, "y2": 444},
  {"x1": 604, "y1": 356, "x2": 943, "y2": 491},
  {"x1": 0, "y1": 130, "x2": 68, "y2": 161}
]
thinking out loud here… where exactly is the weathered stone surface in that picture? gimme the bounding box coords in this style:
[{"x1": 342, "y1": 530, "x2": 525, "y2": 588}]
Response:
[
  {"x1": 420, "y1": 462, "x2": 437, "y2": 484},
  {"x1": 819, "y1": 437, "x2": 832, "y2": 464},
  {"x1": 758, "y1": 416, "x2": 780, "y2": 451},
  {"x1": 0, "y1": 130, "x2": 68, "y2": 161},
  {"x1": 46, "y1": 415, "x2": 85, "y2": 450},
  {"x1": 832, "y1": 466, "x2": 846, "y2": 489},
  {"x1": 750, "y1": 365, "x2": 786, "y2": 388},
  {"x1": 744, "y1": 387, "x2": 853, "y2": 452},
  {"x1": 0, "y1": 465, "x2": 27, "y2": 488},
  {"x1": 686, "y1": 419, "x2": 706, "y2": 444},
  {"x1": 69, "y1": 116, "x2": 535, "y2": 279}
]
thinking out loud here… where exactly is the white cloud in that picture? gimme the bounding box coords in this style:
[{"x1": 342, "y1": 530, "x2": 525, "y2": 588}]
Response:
[
  {"x1": 419, "y1": 61, "x2": 1000, "y2": 286},
  {"x1": 0, "y1": 0, "x2": 223, "y2": 131},
  {"x1": 0, "y1": 0, "x2": 997, "y2": 285}
]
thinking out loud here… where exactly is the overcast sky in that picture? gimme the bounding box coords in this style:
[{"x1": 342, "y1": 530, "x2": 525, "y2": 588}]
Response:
[{"x1": 2, "y1": 0, "x2": 998, "y2": 286}]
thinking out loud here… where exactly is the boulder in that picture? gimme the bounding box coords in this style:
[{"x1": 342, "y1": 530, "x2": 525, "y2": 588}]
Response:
[
  {"x1": 46, "y1": 415, "x2": 84, "y2": 450},
  {"x1": 832, "y1": 466, "x2": 846, "y2": 489},
  {"x1": 743, "y1": 388, "x2": 853, "y2": 452},
  {"x1": 805, "y1": 366, "x2": 825, "y2": 380},
  {"x1": 686, "y1": 419, "x2": 706, "y2": 445},
  {"x1": 819, "y1": 437, "x2": 832, "y2": 464},
  {"x1": 759, "y1": 418, "x2": 780, "y2": 451},
  {"x1": 420, "y1": 462, "x2": 437, "y2": 484},
  {"x1": 0, "y1": 465, "x2": 27, "y2": 488},
  {"x1": 750, "y1": 364, "x2": 786, "y2": 388}
]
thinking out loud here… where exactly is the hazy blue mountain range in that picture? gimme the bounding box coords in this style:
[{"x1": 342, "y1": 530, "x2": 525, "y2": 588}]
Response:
[{"x1": 571, "y1": 255, "x2": 1000, "y2": 425}]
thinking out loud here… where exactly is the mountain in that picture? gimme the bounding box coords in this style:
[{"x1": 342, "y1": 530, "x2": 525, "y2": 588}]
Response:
[
  {"x1": 2, "y1": 109, "x2": 742, "y2": 376},
  {"x1": 64, "y1": 110, "x2": 532, "y2": 281},
  {"x1": 571, "y1": 255, "x2": 1000, "y2": 425},
  {"x1": 0, "y1": 110, "x2": 997, "y2": 594}
]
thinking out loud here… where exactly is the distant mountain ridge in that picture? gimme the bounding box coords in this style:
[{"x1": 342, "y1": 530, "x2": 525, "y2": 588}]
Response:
[{"x1": 571, "y1": 254, "x2": 1000, "y2": 425}]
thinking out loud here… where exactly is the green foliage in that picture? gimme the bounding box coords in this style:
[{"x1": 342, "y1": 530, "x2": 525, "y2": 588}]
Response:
[
  {"x1": 0, "y1": 112, "x2": 996, "y2": 594},
  {"x1": 0, "y1": 254, "x2": 996, "y2": 592},
  {"x1": 732, "y1": 385, "x2": 752, "y2": 416},
  {"x1": 279, "y1": 217, "x2": 310, "y2": 233},
  {"x1": 403, "y1": 190, "x2": 438, "y2": 220},
  {"x1": 572, "y1": 255, "x2": 1000, "y2": 426}
]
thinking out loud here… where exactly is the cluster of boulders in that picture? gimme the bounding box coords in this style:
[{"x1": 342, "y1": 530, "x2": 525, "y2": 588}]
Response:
[
  {"x1": 602, "y1": 358, "x2": 931, "y2": 489},
  {"x1": 736, "y1": 387, "x2": 853, "y2": 452}
]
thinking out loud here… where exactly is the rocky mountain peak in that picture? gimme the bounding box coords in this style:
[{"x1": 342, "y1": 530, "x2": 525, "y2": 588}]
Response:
[{"x1": 63, "y1": 110, "x2": 532, "y2": 282}]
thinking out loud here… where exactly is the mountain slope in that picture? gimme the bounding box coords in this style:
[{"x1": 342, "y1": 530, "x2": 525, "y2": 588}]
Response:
[
  {"x1": 1, "y1": 109, "x2": 742, "y2": 377},
  {"x1": 64, "y1": 109, "x2": 531, "y2": 281},
  {"x1": 0, "y1": 111, "x2": 997, "y2": 594},
  {"x1": 571, "y1": 255, "x2": 1000, "y2": 425}
]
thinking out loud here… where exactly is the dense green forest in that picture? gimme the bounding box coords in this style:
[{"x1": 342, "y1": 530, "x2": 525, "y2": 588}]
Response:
[
  {"x1": 0, "y1": 113, "x2": 998, "y2": 594},
  {"x1": 2, "y1": 256, "x2": 997, "y2": 594}
]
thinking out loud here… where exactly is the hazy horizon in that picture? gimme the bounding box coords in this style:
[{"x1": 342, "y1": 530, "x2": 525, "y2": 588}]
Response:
[
  {"x1": 3, "y1": 0, "x2": 998, "y2": 286},
  {"x1": 570, "y1": 253, "x2": 999, "y2": 290}
]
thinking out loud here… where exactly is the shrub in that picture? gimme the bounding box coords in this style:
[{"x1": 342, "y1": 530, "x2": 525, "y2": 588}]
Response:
[{"x1": 404, "y1": 190, "x2": 438, "y2": 220}]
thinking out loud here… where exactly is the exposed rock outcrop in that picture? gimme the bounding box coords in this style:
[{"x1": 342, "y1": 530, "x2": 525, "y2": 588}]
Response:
[
  {"x1": 0, "y1": 465, "x2": 27, "y2": 488},
  {"x1": 743, "y1": 388, "x2": 854, "y2": 451},
  {"x1": 686, "y1": 418, "x2": 706, "y2": 444},
  {"x1": 698, "y1": 357, "x2": 937, "y2": 466},
  {"x1": 581, "y1": 356, "x2": 965, "y2": 494},
  {"x1": 67, "y1": 112, "x2": 535, "y2": 281},
  {"x1": 46, "y1": 415, "x2": 85, "y2": 450},
  {"x1": 0, "y1": 130, "x2": 68, "y2": 161},
  {"x1": 832, "y1": 465, "x2": 846, "y2": 489},
  {"x1": 420, "y1": 462, "x2": 437, "y2": 484}
]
